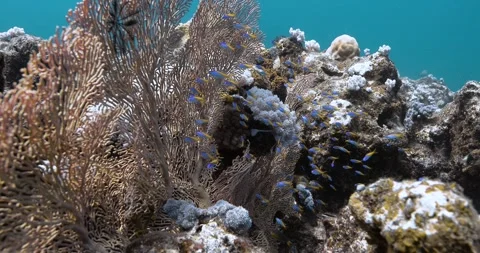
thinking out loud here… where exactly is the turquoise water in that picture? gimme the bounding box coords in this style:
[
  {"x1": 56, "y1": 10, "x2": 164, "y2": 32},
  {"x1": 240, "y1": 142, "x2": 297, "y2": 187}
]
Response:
[{"x1": 1, "y1": 0, "x2": 478, "y2": 91}]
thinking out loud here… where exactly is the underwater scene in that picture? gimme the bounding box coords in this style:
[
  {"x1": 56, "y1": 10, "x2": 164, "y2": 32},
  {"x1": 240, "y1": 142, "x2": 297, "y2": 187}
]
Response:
[{"x1": 0, "y1": 0, "x2": 479, "y2": 252}]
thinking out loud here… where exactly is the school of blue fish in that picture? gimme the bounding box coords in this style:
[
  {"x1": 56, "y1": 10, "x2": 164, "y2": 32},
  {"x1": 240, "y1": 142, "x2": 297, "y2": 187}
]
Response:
[{"x1": 182, "y1": 11, "x2": 409, "y2": 251}]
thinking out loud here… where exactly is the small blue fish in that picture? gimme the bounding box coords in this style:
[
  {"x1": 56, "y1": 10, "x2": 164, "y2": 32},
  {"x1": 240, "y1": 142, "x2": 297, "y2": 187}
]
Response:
[
  {"x1": 347, "y1": 111, "x2": 363, "y2": 118},
  {"x1": 275, "y1": 146, "x2": 282, "y2": 154},
  {"x1": 362, "y1": 149, "x2": 377, "y2": 162},
  {"x1": 207, "y1": 163, "x2": 217, "y2": 169},
  {"x1": 301, "y1": 115, "x2": 309, "y2": 124},
  {"x1": 329, "y1": 184, "x2": 337, "y2": 191},
  {"x1": 188, "y1": 87, "x2": 200, "y2": 98},
  {"x1": 222, "y1": 13, "x2": 236, "y2": 20},
  {"x1": 308, "y1": 180, "x2": 322, "y2": 190},
  {"x1": 239, "y1": 120, "x2": 248, "y2": 128},
  {"x1": 345, "y1": 132, "x2": 359, "y2": 138},
  {"x1": 302, "y1": 66, "x2": 312, "y2": 73},
  {"x1": 256, "y1": 194, "x2": 269, "y2": 205},
  {"x1": 209, "y1": 70, "x2": 229, "y2": 79},
  {"x1": 324, "y1": 174, "x2": 333, "y2": 182},
  {"x1": 292, "y1": 204, "x2": 303, "y2": 213},
  {"x1": 232, "y1": 102, "x2": 240, "y2": 111},
  {"x1": 298, "y1": 143, "x2": 307, "y2": 150},
  {"x1": 385, "y1": 133, "x2": 405, "y2": 140},
  {"x1": 275, "y1": 218, "x2": 287, "y2": 230},
  {"x1": 243, "y1": 32, "x2": 257, "y2": 39},
  {"x1": 330, "y1": 137, "x2": 339, "y2": 142},
  {"x1": 311, "y1": 168, "x2": 322, "y2": 175},
  {"x1": 220, "y1": 41, "x2": 235, "y2": 51},
  {"x1": 350, "y1": 159, "x2": 363, "y2": 164},
  {"x1": 284, "y1": 60, "x2": 297, "y2": 68},
  {"x1": 315, "y1": 199, "x2": 327, "y2": 206},
  {"x1": 240, "y1": 114, "x2": 249, "y2": 121},
  {"x1": 239, "y1": 63, "x2": 253, "y2": 69},
  {"x1": 355, "y1": 170, "x2": 365, "y2": 176},
  {"x1": 255, "y1": 55, "x2": 264, "y2": 63},
  {"x1": 276, "y1": 181, "x2": 292, "y2": 189},
  {"x1": 224, "y1": 79, "x2": 239, "y2": 87},
  {"x1": 308, "y1": 147, "x2": 322, "y2": 154},
  {"x1": 362, "y1": 164, "x2": 373, "y2": 170},
  {"x1": 195, "y1": 119, "x2": 208, "y2": 125},
  {"x1": 322, "y1": 105, "x2": 336, "y2": 111},
  {"x1": 235, "y1": 43, "x2": 247, "y2": 50},
  {"x1": 196, "y1": 131, "x2": 212, "y2": 139},
  {"x1": 188, "y1": 95, "x2": 205, "y2": 105},
  {"x1": 332, "y1": 146, "x2": 351, "y2": 154},
  {"x1": 200, "y1": 151, "x2": 213, "y2": 160},
  {"x1": 343, "y1": 165, "x2": 352, "y2": 170},
  {"x1": 195, "y1": 77, "x2": 208, "y2": 85},
  {"x1": 184, "y1": 136, "x2": 200, "y2": 143},
  {"x1": 265, "y1": 101, "x2": 276, "y2": 108},
  {"x1": 233, "y1": 23, "x2": 250, "y2": 30},
  {"x1": 261, "y1": 118, "x2": 274, "y2": 126},
  {"x1": 345, "y1": 140, "x2": 359, "y2": 147}
]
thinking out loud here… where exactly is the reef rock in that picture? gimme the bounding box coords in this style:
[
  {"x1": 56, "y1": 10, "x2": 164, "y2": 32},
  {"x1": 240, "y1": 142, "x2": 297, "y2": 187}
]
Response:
[
  {"x1": 349, "y1": 178, "x2": 480, "y2": 252},
  {"x1": 398, "y1": 75, "x2": 454, "y2": 129},
  {"x1": 0, "y1": 27, "x2": 42, "y2": 92}
]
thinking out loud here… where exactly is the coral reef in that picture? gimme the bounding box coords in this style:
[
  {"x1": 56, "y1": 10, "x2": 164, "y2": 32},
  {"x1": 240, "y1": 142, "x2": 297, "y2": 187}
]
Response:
[{"x1": 1, "y1": 2, "x2": 480, "y2": 252}]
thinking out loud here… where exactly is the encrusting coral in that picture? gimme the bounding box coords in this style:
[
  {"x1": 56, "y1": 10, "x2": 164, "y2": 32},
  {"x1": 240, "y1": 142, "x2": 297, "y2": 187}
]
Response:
[{"x1": 349, "y1": 178, "x2": 480, "y2": 253}]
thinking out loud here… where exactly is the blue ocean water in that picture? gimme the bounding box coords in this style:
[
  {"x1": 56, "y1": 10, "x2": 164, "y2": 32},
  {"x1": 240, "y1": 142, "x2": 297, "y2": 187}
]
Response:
[{"x1": 1, "y1": 0, "x2": 478, "y2": 91}]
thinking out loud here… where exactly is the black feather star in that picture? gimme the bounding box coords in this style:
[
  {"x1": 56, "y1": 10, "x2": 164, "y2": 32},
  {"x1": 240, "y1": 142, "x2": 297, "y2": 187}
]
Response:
[{"x1": 106, "y1": 0, "x2": 139, "y2": 54}]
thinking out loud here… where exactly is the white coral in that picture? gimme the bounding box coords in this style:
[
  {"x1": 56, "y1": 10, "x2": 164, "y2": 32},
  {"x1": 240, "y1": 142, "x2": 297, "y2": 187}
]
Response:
[
  {"x1": 305, "y1": 40, "x2": 320, "y2": 52},
  {"x1": 289, "y1": 27, "x2": 305, "y2": 43},
  {"x1": 347, "y1": 75, "x2": 367, "y2": 91},
  {"x1": 378, "y1": 44, "x2": 391, "y2": 56},
  {"x1": 348, "y1": 61, "x2": 372, "y2": 76},
  {"x1": 246, "y1": 87, "x2": 300, "y2": 145},
  {"x1": 385, "y1": 78, "x2": 396, "y2": 91}
]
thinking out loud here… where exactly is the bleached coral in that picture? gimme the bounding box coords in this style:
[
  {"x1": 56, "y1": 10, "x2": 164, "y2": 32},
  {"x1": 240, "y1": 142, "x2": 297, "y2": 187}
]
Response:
[
  {"x1": 328, "y1": 99, "x2": 354, "y2": 126},
  {"x1": 289, "y1": 27, "x2": 305, "y2": 43},
  {"x1": 348, "y1": 61, "x2": 372, "y2": 76},
  {"x1": 163, "y1": 199, "x2": 252, "y2": 234},
  {"x1": 363, "y1": 48, "x2": 371, "y2": 56},
  {"x1": 385, "y1": 78, "x2": 396, "y2": 91},
  {"x1": 246, "y1": 87, "x2": 300, "y2": 146},
  {"x1": 399, "y1": 75, "x2": 454, "y2": 129},
  {"x1": 346, "y1": 75, "x2": 366, "y2": 91},
  {"x1": 0, "y1": 27, "x2": 25, "y2": 41},
  {"x1": 238, "y1": 69, "x2": 254, "y2": 86},
  {"x1": 378, "y1": 44, "x2": 391, "y2": 56},
  {"x1": 305, "y1": 40, "x2": 320, "y2": 52}
]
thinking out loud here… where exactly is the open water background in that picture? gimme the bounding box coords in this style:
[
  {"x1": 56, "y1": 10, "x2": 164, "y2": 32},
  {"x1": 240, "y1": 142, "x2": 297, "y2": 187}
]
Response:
[{"x1": 1, "y1": 0, "x2": 478, "y2": 90}]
